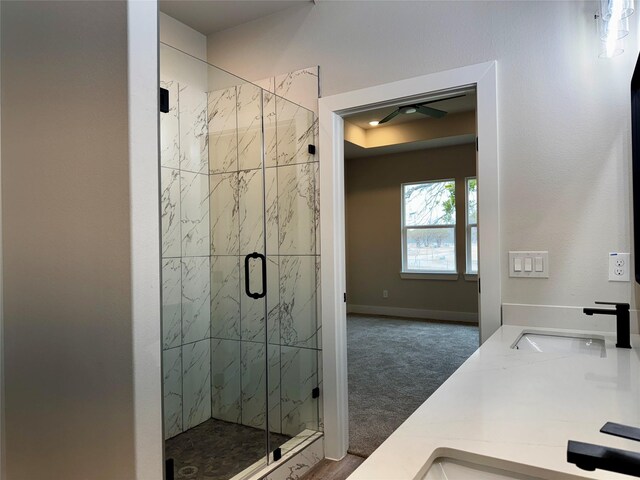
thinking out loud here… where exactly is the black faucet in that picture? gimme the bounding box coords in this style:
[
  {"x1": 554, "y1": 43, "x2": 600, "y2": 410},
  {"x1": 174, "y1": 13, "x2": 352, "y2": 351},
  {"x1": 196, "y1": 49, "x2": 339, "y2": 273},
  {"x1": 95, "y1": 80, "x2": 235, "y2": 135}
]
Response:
[
  {"x1": 583, "y1": 301, "x2": 631, "y2": 349},
  {"x1": 568, "y1": 422, "x2": 640, "y2": 477}
]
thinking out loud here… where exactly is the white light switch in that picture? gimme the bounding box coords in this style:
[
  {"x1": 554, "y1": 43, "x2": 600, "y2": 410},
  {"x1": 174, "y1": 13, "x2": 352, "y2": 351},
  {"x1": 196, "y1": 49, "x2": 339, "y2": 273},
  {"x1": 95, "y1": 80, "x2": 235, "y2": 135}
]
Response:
[
  {"x1": 514, "y1": 258, "x2": 522, "y2": 272},
  {"x1": 524, "y1": 257, "x2": 533, "y2": 272},
  {"x1": 509, "y1": 251, "x2": 549, "y2": 278},
  {"x1": 534, "y1": 256, "x2": 543, "y2": 272}
]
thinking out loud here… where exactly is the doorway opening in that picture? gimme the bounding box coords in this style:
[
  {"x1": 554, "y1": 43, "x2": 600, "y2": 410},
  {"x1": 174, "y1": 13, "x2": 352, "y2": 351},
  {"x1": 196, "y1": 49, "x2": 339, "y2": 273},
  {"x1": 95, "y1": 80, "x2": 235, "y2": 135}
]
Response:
[
  {"x1": 342, "y1": 90, "x2": 480, "y2": 457},
  {"x1": 318, "y1": 61, "x2": 499, "y2": 461}
]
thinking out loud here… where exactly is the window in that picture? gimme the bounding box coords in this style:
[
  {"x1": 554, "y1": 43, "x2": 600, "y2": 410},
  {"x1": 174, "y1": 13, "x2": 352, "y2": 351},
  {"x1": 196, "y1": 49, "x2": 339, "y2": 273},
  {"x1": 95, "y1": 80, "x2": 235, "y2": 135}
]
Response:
[
  {"x1": 401, "y1": 179, "x2": 456, "y2": 273},
  {"x1": 466, "y1": 177, "x2": 478, "y2": 274}
]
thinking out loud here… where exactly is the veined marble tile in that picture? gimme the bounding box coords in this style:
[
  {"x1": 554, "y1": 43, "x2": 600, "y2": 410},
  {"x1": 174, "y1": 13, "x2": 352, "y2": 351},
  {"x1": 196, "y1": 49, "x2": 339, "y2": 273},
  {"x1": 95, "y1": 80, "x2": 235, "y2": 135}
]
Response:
[
  {"x1": 163, "y1": 347, "x2": 182, "y2": 439},
  {"x1": 278, "y1": 163, "x2": 316, "y2": 255},
  {"x1": 239, "y1": 169, "x2": 264, "y2": 255},
  {"x1": 160, "y1": 80, "x2": 180, "y2": 169},
  {"x1": 162, "y1": 259, "x2": 182, "y2": 349},
  {"x1": 182, "y1": 339, "x2": 211, "y2": 430},
  {"x1": 211, "y1": 338, "x2": 241, "y2": 424},
  {"x1": 269, "y1": 344, "x2": 281, "y2": 434},
  {"x1": 181, "y1": 171, "x2": 210, "y2": 257},
  {"x1": 263, "y1": 438, "x2": 324, "y2": 480},
  {"x1": 254, "y1": 76, "x2": 275, "y2": 94},
  {"x1": 182, "y1": 257, "x2": 211, "y2": 344},
  {"x1": 210, "y1": 172, "x2": 239, "y2": 256},
  {"x1": 280, "y1": 346, "x2": 319, "y2": 437},
  {"x1": 266, "y1": 256, "x2": 280, "y2": 346},
  {"x1": 237, "y1": 82, "x2": 263, "y2": 171},
  {"x1": 274, "y1": 67, "x2": 319, "y2": 116},
  {"x1": 241, "y1": 341, "x2": 267, "y2": 429},
  {"x1": 263, "y1": 91, "x2": 278, "y2": 168},
  {"x1": 317, "y1": 350, "x2": 324, "y2": 432},
  {"x1": 265, "y1": 167, "x2": 279, "y2": 256},
  {"x1": 240, "y1": 254, "x2": 279, "y2": 344},
  {"x1": 315, "y1": 256, "x2": 322, "y2": 351},
  {"x1": 280, "y1": 256, "x2": 318, "y2": 349},
  {"x1": 179, "y1": 84, "x2": 208, "y2": 174},
  {"x1": 208, "y1": 87, "x2": 237, "y2": 174},
  {"x1": 314, "y1": 162, "x2": 320, "y2": 254},
  {"x1": 210, "y1": 255, "x2": 240, "y2": 340},
  {"x1": 240, "y1": 257, "x2": 266, "y2": 343},
  {"x1": 276, "y1": 96, "x2": 315, "y2": 166},
  {"x1": 161, "y1": 167, "x2": 181, "y2": 258}
]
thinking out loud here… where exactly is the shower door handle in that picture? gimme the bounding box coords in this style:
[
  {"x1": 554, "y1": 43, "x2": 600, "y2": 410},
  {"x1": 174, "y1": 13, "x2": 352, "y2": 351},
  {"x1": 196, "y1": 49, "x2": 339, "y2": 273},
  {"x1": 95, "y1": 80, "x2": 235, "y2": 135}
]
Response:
[{"x1": 244, "y1": 252, "x2": 267, "y2": 299}]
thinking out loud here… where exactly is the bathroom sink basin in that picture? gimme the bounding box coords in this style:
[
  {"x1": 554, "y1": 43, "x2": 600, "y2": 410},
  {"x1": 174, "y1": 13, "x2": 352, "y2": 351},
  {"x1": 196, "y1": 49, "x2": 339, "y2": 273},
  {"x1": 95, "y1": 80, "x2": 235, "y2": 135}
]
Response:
[
  {"x1": 422, "y1": 457, "x2": 543, "y2": 480},
  {"x1": 512, "y1": 331, "x2": 606, "y2": 357}
]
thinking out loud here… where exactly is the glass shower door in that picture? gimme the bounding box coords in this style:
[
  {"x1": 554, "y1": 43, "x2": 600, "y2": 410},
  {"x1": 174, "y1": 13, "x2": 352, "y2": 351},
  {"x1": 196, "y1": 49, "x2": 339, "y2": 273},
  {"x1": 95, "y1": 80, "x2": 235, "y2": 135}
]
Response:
[
  {"x1": 160, "y1": 42, "x2": 322, "y2": 480},
  {"x1": 264, "y1": 90, "x2": 322, "y2": 461},
  {"x1": 210, "y1": 78, "x2": 271, "y2": 477}
]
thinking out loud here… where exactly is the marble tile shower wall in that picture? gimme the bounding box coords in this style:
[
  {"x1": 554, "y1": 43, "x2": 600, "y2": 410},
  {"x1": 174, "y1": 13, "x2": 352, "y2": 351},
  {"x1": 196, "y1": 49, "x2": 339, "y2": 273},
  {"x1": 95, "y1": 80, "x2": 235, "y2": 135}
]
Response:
[
  {"x1": 161, "y1": 79, "x2": 212, "y2": 440},
  {"x1": 209, "y1": 81, "x2": 321, "y2": 438},
  {"x1": 160, "y1": 68, "x2": 322, "y2": 442}
]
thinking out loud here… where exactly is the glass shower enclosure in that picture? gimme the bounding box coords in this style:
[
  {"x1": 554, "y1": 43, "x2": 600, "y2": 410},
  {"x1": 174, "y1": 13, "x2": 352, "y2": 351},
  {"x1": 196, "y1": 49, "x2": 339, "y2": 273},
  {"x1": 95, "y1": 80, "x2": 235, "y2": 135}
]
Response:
[{"x1": 159, "y1": 44, "x2": 322, "y2": 479}]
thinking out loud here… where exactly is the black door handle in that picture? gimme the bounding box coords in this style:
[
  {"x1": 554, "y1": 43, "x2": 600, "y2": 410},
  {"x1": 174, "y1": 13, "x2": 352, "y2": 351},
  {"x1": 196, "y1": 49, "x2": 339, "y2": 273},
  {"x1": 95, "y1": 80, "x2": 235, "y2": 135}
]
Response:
[{"x1": 244, "y1": 252, "x2": 267, "y2": 299}]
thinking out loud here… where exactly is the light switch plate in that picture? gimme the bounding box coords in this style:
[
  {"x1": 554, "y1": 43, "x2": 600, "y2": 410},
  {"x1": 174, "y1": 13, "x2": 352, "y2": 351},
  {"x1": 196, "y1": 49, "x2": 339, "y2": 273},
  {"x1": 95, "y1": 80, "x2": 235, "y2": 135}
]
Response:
[
  {"x1": 509, "y1": 251, "x2": 549, "y2": 278},
  {"x1": 609, "y1": 252, "x2": 630, "y2": 282}
]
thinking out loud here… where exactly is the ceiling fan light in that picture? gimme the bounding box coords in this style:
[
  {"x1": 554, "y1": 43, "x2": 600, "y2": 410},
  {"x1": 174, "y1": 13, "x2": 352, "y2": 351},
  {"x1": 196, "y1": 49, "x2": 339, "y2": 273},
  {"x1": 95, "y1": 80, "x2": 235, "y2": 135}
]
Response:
[
  {"x1": 403, "y1": 107, "x2": 417, "y2": 114},
  {"x1": 369, "y1": 121, "x2": 379, "y2": 126}
]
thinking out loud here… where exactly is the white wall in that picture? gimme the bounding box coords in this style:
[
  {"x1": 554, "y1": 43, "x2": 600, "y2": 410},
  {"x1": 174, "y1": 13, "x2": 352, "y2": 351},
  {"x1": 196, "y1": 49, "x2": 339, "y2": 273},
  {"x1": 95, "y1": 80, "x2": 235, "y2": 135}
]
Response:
[
  {"x1": 206, "y1": 1, "x2": 640, "y2": 317},
  {"x1": 160, "y1": 11, "x2": 206, "y2": 61},
  {"x1": 1, "y1": 1, "x2": 161, "y2": 478}
]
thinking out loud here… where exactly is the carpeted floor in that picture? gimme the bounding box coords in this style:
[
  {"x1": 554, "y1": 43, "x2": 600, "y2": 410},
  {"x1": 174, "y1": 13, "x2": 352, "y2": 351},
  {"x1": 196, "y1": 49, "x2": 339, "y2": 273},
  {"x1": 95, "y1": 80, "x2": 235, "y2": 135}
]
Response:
[{"x1": 347, "y1": 315, "x2": 479, "y2": 458}]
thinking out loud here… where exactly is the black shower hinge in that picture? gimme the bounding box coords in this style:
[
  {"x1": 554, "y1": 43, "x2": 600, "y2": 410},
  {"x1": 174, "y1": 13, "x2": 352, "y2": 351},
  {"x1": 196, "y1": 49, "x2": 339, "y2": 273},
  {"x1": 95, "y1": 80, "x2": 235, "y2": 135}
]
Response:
[
  {"x1": 160, "y1": 87, "x2": 169, "y2": 113},
  {"x1": 165, "y1": 458, "x2": 175, "y2": 480},
  {"x1": 312, "y1": 387, "x2": 320, "y2": 399},
  {"x1": 273, "y1": 447, "x2": 282, "y2": 461},
  {"x1": 308, "y1": 144, "x2": 316, "y2": 155}
]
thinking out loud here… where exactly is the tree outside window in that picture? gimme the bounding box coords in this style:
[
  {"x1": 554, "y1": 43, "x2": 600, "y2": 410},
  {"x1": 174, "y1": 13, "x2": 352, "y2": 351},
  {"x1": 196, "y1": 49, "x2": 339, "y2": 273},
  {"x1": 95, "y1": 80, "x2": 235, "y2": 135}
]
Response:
[{"x1": 402, "y1": 180, "x2": 456, "y2": 272}]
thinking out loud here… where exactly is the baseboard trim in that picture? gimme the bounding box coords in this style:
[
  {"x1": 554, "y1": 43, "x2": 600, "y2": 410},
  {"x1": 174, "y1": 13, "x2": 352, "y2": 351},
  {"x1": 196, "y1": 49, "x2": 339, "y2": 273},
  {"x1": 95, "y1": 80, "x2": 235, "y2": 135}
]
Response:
[{"x1": 347, "y1": 304, "x2": 478, "y2": 323}]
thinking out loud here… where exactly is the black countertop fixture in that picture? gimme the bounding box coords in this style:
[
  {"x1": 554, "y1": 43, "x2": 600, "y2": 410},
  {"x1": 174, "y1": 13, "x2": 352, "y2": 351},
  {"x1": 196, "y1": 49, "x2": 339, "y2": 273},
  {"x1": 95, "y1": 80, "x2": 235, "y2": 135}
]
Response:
[
  {"x1": 568, "y1": 422, "x2": 640, "y2": 477},
  {"x1": 583, "y1": 301, "x2": 631, "y2": 349}
]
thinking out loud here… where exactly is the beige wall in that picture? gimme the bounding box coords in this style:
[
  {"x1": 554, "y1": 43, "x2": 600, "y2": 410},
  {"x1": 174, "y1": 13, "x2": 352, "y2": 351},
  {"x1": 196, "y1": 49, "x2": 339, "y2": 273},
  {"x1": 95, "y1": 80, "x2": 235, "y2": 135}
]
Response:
[
  {"x1": 346, "y1": 143, "x2": 478, "y2": 316},
  {"x1": 1, "y1": 2, "x2": 136, "y2": 478},
  {"x1": 205, "y1": 1, "x2": 640, "y2": 317}
]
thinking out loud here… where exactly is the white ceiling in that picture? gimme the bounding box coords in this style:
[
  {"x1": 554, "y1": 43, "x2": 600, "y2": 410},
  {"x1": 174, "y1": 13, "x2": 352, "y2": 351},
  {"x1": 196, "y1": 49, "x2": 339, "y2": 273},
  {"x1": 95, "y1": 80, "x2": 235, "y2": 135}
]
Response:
[
  {"x1": 344, "y1": 91, "x2": 476, "y2": 130},
  {"x1": 159, "y1": 0, "x2": 314, "y2": 35}
]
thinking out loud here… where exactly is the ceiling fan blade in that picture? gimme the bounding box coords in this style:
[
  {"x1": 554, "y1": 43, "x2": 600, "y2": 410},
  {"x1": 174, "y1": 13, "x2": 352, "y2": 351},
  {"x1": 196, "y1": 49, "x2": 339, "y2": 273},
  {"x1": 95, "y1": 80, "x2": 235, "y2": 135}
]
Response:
[
  {"x1": 416, "y1": 105, "x2": 447, "y2": 119},
  {"x1": 421, "y1": 94, "x2": 465, "y2": 106},
  {"x1": 378, "y1": 109, "x2": 400, "y2": 124}
]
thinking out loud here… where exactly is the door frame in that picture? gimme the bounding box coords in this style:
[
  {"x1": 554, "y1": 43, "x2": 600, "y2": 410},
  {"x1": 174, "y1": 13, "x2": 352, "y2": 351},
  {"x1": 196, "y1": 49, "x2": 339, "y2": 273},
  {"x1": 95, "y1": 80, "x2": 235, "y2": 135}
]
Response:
[{"x1": 318, "y1": 61, "x2": 500, "y2": 460}]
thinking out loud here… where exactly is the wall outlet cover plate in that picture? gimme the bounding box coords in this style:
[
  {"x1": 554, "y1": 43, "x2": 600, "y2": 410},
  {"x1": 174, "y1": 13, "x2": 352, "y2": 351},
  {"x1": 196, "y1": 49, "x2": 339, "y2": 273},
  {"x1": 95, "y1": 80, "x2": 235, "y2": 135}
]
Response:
[{"x1": 609, "y1": 252, "x2": 630, "y2": 282}]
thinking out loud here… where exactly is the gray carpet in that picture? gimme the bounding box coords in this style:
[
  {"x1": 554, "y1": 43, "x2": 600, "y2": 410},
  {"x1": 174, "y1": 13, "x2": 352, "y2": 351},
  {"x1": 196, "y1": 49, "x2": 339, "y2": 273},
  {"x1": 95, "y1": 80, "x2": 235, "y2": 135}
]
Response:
[{"x1": 347, "y1": 315, "x2": 479, "y2": 458}]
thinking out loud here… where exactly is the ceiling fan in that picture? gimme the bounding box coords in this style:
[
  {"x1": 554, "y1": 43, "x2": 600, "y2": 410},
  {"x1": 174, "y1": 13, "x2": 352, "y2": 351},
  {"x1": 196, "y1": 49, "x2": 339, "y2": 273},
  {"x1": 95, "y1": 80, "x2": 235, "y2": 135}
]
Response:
[{"x1": 373, "y1": 94, "x2": 465, "y2": 125}]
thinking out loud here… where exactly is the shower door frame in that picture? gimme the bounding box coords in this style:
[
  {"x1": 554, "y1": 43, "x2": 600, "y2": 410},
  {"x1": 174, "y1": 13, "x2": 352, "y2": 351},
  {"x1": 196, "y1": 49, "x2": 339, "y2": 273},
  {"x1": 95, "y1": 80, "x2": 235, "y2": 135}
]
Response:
[{"x1": 318, "y1": 61, "x2": 500, "y2": 460}]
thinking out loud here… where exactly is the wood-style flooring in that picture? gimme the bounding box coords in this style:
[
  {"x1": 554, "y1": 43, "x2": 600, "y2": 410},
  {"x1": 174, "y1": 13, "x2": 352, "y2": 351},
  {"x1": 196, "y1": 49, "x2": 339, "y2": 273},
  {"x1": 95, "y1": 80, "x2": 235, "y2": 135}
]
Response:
[{"x1": 302, "y1": 454, "x2": 366, "y2": 480}]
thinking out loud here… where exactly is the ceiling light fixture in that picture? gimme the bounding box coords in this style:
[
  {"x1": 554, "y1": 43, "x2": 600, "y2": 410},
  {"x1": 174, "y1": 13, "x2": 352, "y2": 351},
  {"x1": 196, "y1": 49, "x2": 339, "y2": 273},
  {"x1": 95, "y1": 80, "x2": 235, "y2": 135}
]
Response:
[
  {"x1": 597, "y1": 0, "x2": 635, "y2": 58},
  {"x1": 369, "y1": 121, "x2": 379, "y2": 126}
]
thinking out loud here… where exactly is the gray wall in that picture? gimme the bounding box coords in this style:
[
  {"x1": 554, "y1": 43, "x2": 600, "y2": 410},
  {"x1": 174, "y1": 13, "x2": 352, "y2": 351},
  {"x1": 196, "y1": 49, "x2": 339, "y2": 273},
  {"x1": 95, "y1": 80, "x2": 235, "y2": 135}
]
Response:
[
  {"x1": 1, "y1": 2, "x2": 135, "y2": 478},
  {"x1": 346, "y1": 144, "x2": 478, "y2": 316},
  {"x1": 206, "y1": 1, "x2": 640, "y2": 314}
]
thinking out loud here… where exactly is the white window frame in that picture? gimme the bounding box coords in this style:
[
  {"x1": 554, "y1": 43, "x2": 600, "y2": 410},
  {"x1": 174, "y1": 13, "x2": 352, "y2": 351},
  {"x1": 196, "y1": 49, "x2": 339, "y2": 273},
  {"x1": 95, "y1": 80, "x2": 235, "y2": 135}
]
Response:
[
  {"x1": 466, "y1": 176, "x2": 478, "y2": 276},
  {"x1": 401, "y1": 179, "x2": 457, "y2": 275}
]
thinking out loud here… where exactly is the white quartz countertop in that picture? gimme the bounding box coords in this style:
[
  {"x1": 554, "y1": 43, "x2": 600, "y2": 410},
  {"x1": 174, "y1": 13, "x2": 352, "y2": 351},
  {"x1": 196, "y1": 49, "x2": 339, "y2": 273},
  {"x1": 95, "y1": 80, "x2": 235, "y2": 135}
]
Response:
[{"x1": 347, "y1": 325, "x2": 640, "y2": 480}]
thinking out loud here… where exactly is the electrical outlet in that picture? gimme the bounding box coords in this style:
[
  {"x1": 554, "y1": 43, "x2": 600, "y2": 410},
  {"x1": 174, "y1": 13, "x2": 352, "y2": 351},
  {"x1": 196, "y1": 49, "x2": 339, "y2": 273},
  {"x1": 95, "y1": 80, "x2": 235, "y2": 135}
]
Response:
[
  {"x1": 609, "y1": 252, "x2": 630, "y2": 282},
  {"x1": 382, "y1": 289, "x2": 389, "y2": 298}
]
